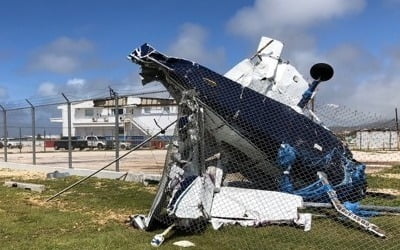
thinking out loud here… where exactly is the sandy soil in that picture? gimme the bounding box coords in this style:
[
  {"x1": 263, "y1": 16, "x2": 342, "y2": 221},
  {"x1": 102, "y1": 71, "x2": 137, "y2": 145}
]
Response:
[
  {"x1": 352, "y1": 151, "x2": 400, "y2": 164},
  {"x1": 352, "y1": 150, "x2": 400, "y2": 173},
  {"x1": 0, "y1": 148, "x2": 167, "y2": 174},
  {"x1": 1, "y1": 148, "x2": 399, "y2": 174},
  {"x1": 0, "y1": 168, "x2": 46, "y2": 180}
]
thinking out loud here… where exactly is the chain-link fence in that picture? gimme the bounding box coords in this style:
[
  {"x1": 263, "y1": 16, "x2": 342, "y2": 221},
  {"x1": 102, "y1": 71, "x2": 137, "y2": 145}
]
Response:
[
  {"x1": 2, "y1": 45, "x2": 400, "y2": 249},
  {"x1": 0, "y1": 88, "x2": 175, "y2": 174}
]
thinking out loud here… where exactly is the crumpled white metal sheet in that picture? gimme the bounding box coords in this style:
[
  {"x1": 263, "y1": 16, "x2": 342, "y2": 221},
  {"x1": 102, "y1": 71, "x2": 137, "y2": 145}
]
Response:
[{"x1": 211, "y1": 186, "x2": 303, "y2": 221}]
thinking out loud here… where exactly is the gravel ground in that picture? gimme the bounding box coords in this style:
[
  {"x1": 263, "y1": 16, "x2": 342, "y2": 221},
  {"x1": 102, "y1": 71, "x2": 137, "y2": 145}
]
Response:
[
  {"x1": 1, "y1": 148, "x2": 399, "y2": 174},
  {"x1": 0, "y1": 148, "x2": 167, "y2": 174}
]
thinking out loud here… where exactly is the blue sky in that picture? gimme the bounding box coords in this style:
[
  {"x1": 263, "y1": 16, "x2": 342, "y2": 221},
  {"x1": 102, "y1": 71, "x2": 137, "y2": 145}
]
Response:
[{"x1": 1, "y1": 0, "x2": 400, "y2": 116}]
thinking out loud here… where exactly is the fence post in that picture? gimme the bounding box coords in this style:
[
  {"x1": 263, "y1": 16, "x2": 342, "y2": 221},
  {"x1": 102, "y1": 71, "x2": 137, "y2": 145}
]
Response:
[
  {"x1": 26, "y1": 99, "x2": 36, "y2": 165},
  {"x1": 396, "y1": 108, "x2": 399, "y2": 150},
  {"x1": 43, "y1": 129, "x2": 46, "y2": 152},
  {"x1": 62, "y1": 93, "x2": 73, "y2": 169},
  {"x1": 0, "y1": 105, "x2": 7, "y2": 162},
  {"x1": 109, "y1": 87, "x2": 120, "y2": 172},
  {"x1": 19, "y1": 128, "x2": 22, "y2": 153}
]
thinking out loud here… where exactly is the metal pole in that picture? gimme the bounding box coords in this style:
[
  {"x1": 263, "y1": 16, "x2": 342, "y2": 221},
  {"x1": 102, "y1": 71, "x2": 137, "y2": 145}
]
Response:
[
  {"x1": 46, "y1": 119, "x2": 177, "y2": 202},
  {"x1": 396, "y1": 108, "x2": 399, "y2": 150},
  {"x1": 0, "y1": 105, "x2": 7, "y2": 162},
  {"x1": 19, "y1": 128, "x2": 22, "y2": 153},
  {"x1": 110, "y1": 87, "x2": 120, "y2": 172},
  {"x1": 26, "y1": 99, "x2": 36, "y2": 165},
  {"x1": 43, "y1": 129, "x2": 46, "y2": 152},
  {"x1": 62, "y1": 93, "x2": 73, "y2": 169},
  {"x1": 303, "y1": 202, "x2": 400, "y2": 213}
]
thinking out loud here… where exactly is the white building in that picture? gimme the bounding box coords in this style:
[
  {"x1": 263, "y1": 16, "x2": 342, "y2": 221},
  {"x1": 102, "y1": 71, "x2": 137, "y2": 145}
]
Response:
[{"x1": 50, "y1": 96, "x2": 178, "y2": 138}]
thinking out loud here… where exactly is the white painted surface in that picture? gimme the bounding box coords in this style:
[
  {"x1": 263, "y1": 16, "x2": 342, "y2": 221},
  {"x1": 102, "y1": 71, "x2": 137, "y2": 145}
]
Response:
[
  {"x1": 211, "y1": 187, "x2": 303, "y2": 221},
  {"x1": 224, "y1": 36, "x2": 311, "y2": 110}
]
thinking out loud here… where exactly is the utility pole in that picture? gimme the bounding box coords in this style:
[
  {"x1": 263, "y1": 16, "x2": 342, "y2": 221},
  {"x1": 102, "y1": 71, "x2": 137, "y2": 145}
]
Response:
[
  {"x1": 109, "y1": 87, "x2": 120, "y2": 172},
  {"x1": 0, "y1": 105, "x2": 7, "y2": 162},
  {"x1": 26, "y1": 99, "x2": 36, "y2": 165},
  {"x1": 62, "y1": 93, "x2": 73, "y2": 169}
]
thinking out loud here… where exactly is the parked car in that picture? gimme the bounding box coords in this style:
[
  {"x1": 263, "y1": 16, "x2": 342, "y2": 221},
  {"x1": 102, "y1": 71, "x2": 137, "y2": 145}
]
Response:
[
  {"x1": 85, "y1": 136, "x2": 112, "y2": 149},
  {"x1": 104, "y1": 136, "x2": 132, "y2": 150},
  {"x1": 6, "y1": 138, "x2": 23, "y2": 149},
  {"x1": 54, "y1": 136, "x2": 88, "y2": 150},
  {"x1": 119, "y1": 140, "x2": 132, "y2": 150}
]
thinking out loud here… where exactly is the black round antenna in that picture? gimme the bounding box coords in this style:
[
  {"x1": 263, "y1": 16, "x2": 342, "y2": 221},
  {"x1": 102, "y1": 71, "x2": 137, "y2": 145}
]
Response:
[{"x1": 310, "y1": 63, "x2": 334, "y2": 82}]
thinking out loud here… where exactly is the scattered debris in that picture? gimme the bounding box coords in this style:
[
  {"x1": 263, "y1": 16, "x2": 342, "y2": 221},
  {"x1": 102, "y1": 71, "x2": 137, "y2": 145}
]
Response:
[
  {"x1": 151, "y1": 223, "x2": 175, "y2": 247},
  {"x1": 46, "y1": 170, "x2": 70, "y2": 179},
  {"x1": 173, "y1": 240, "x2": 195, "y2": 248},
  {"x1": 4, "y1": 181, "x2": 45, "y2": 193},
  {"x1": 317, "y1": 171, "x2": 385, "y2": 237}
]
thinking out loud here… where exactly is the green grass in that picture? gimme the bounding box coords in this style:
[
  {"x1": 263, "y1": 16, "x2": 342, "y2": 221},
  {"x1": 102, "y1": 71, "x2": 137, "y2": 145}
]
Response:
[
  {"x1": 380, "y1": 165, "x2": 400, "y2": 174},
  {"x1": 364, "y1": 165, "x2": 400, "y2": 207},
  {"x1": 0, "y1": 174, "x2": 399, "y2": 250},
  {"x1": 367, "y1": 175, "x2": 400, "y2": 190}
]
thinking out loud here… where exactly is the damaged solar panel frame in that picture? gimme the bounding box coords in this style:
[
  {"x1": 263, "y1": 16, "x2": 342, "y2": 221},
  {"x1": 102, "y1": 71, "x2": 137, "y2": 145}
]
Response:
[{"x1": 127, "y1": 37, "x2": 391, "y2": 240}]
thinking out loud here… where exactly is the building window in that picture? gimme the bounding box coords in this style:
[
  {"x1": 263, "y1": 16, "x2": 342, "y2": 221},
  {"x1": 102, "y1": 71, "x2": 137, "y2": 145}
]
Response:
[
  {"x1": 112, "y1": 108, "x2": 124, "y2": 115},
  {"x1": 143, "y1": 107, "x2": 151, "y2": 114},
  {"x1": 163, "y1": 106, "x2": 170, "y2": 113},
  {"x1": 153, "y1": 107, "x2": 163, "y2": 113},
  {"x1": 85, "y1": 109, "x2": 94, "y2": 117}
]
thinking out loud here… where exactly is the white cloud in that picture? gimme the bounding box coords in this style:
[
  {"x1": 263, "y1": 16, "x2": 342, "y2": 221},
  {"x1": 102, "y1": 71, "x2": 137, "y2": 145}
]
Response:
[
  {"x1": 168, "y1": 23, "x2": 225, "y2": 68},
  {"x1": 46, "y1": 37, "x2": 93, "y2": 53},
  {"x1": 28, "y1": 37, "x2": 94, "y2": 74},
  {"x1": 307, "y1": 44, "x2": 400, "y2": 117},
  {"x1": 0, "y1": 86, "x2": 8, "y2": 99},
  {"x1": 37, "y1": 82, "x2": 57, "y2": 96},
  {"x1": 225, "y1": 0, "x2": 400, "y2": 117},
  {"x1": 228, "y1": 0, "x2": 365, "y2": 39},
  {"x1": 66, "y1": 78, "x2": 86, "y2": 88},
  {"x1": 35, "y1": 54, "x2": 79, "y2": 74}
]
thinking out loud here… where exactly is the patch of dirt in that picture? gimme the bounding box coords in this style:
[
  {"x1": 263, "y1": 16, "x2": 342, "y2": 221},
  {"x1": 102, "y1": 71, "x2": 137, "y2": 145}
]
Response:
[
  {"x1": 26, "y1": 196, "x2": 133, "y2": 226},
  {"x1": 90, "y1": 209, "x2": 130, "y2": 225},
  {"x1": 365, "y1": 165, "x2": 393, "y2": 174},
  {"x1": 25, "y1": 196, "x2": 70, "y2": 210},
  {"x1": 367, "y1": 188, "x2": 400, "y2": 196},
  {"x1": 143, "y1": 185, "x2": 158, "y2": 193},
  {"x1": 0, "y1": 169, "x2": 46, "y2": 180},
  {"x1": 371, "y1": 173, "x2": 400, "y2": 179}
]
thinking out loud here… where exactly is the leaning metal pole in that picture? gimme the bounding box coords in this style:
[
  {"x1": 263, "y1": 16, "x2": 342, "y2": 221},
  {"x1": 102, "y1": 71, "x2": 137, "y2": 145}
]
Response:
[
  {"x1": 61, "y1": 93, "x2": 73, "y2": 169},
  {"x1": 26, "y1": 99, "x2": 36, "y2": 165},
  {"x1": 303, "y1": 202, "x2": 400, "y2": 213},
  {"x1": 46, "y1": 119, "x2": 177, "y2": 202},
  {"x1": 0, "y1": 105, "x2": 7, "y2": 162}
]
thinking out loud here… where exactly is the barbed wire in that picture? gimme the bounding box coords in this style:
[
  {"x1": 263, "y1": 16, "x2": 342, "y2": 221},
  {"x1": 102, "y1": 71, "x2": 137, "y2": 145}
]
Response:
[{"x1": 0, "y1": 86, "x2": 169, "y2": 111}]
